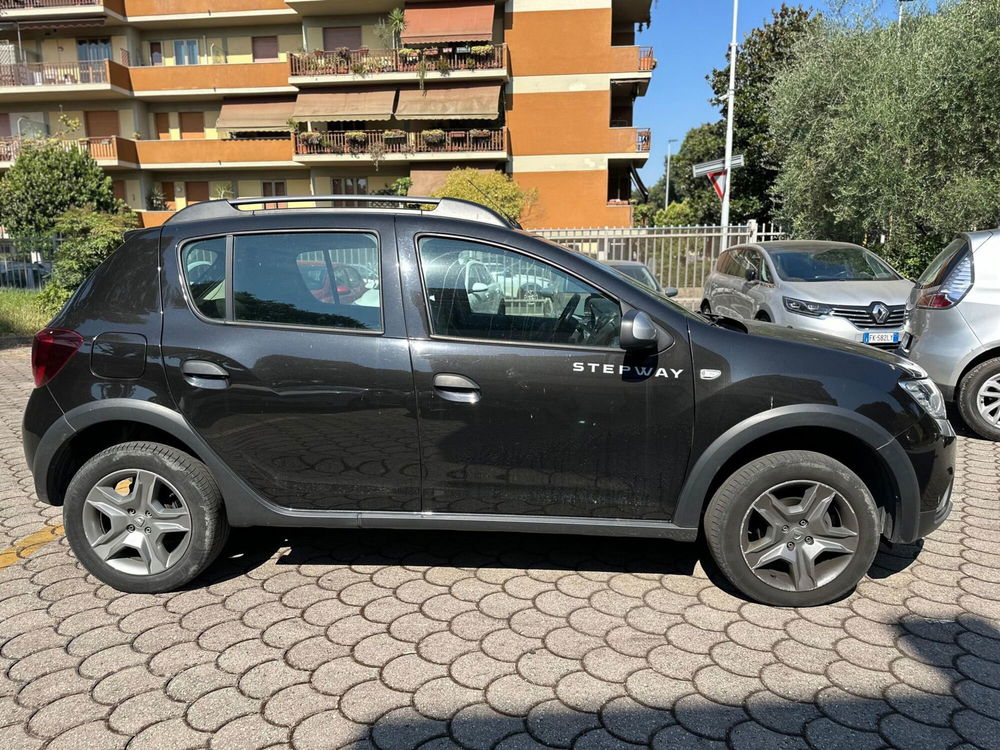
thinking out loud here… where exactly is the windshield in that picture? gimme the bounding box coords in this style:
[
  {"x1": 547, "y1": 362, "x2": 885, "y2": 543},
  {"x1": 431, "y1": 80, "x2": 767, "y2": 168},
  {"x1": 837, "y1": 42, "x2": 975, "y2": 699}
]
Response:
[
  {"x1": 769, "y1": 246, "x2": 901, "y2": 282},
  {"x1": 613, "y1": 264, "x2": 659, "y2": 291}
]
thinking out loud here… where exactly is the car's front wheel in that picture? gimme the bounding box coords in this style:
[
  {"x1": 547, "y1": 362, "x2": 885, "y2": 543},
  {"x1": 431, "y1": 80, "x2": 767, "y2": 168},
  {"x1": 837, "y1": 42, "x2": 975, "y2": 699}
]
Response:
[
  {"x1": 704, "y1": 450, "x2": 880, "y2": 606},
  {"x1": 957, "y1": 358, "x2": 1000, "y2": 441},
  {"x1": 64, "y1": 442, "x2": 229, "y2": 593}
]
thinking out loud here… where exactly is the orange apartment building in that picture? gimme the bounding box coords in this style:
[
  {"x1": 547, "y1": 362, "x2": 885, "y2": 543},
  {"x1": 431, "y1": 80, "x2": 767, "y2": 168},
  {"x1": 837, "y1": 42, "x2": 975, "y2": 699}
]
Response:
[{"x1": 0, "y1": 0, "x2": 653, "y2": 228}]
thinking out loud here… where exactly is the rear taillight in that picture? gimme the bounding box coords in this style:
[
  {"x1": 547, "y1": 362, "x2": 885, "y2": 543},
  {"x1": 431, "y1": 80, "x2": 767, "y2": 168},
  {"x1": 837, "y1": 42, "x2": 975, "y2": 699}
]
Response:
[
  {"x1": 916, "y1": 253, "x2": 973, "y2": 309},
  {"x1": 31, "y1": 328, "x2": 83, "y2": 388},
  {"x1": 336, "y1": 285, "x2": 350, "y2": 294}
]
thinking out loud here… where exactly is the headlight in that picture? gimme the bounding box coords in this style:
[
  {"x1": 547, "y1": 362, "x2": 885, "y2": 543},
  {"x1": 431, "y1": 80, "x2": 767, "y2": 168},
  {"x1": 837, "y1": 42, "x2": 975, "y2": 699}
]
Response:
[
  {"x1": 901, "y1": 378, "x2": 946, "y2": 419},
  {"x1": 783, "y1": 297, "x2": 832, "y2": 317}
]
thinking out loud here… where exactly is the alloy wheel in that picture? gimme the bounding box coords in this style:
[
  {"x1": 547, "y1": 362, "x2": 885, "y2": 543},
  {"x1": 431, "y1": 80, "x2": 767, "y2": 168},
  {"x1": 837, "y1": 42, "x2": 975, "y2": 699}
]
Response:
[
  {"x1": 976, "y1": 375, "x2": 1000, "y2": 426},
  {"x1": 739, "y1": 480, "x2": 860, "y2": 592},
  {"x1": 81, "y1": 469, "x2": 192, "y2": 576}
]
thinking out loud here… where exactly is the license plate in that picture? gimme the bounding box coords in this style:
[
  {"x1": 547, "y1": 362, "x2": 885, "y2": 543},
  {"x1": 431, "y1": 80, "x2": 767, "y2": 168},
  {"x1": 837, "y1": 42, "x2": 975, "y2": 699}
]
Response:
[{"x1": 863, "y1": 331, "x2": 900, "y2": 344}]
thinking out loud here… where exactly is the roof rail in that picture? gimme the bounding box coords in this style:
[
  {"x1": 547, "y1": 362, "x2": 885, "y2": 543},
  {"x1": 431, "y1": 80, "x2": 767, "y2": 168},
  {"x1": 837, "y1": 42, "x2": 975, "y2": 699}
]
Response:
[{"x1": 162, "y1": 195, "x2": 519, "y2": 229}]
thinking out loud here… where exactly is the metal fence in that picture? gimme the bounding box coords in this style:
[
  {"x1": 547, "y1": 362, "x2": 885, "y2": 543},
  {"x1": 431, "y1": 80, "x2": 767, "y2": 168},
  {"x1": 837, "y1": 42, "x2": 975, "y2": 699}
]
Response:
[
  {"x1": 0, "y1": 237, "x2": 59, "y2": 290},
  {"x1": 533, "y1": 221, "x2": 787, "y2": 297}
]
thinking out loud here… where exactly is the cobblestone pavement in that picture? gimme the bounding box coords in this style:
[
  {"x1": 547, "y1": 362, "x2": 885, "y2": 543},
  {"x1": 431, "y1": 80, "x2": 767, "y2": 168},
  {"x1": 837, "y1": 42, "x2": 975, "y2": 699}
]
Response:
[{"x1": 1, "y1": 345, "x2": 999, "y2": 750}]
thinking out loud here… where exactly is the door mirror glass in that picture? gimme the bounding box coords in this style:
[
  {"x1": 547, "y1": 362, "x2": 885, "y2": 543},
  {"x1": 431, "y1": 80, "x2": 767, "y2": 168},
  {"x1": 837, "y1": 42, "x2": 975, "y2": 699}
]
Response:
[
  {"x1": 620, "y1": 309, "x2": 658, "y2": 350},
  {"x1": 470, "y1": 282, "x2": 490, "y2": 293},
  {"x1": 745, "y1": 266, "x2": 758, "y2": 282}
]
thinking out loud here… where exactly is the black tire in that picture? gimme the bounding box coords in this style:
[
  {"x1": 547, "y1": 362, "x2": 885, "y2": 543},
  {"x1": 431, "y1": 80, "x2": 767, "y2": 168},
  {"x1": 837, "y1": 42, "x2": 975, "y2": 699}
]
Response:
[
  {"x1": 704, "y1": 450, "x2": 880, "y2": 607},
  {"x1": 64, "y1": 441, "x2": 229, "y2": 593},
  {"x1": 957, "y1": 358, "x2": 1000, "y2": 441}
]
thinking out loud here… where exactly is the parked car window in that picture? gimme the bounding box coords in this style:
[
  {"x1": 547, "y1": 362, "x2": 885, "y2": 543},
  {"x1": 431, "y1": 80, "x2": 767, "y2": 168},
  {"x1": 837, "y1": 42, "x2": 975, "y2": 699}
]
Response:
[
  {"x1": 744, "y1": 249, "x2": 772, "y2": 282},
  {"x1": 233, "y1": 232, "x2": 381, "y2": 331},
  {"x1": 917, "y1": 238, "x2": 968, "y2": 288},
  {"x1": 181, "y1": 237, "x2": 226, "y2": 320},
  {"x1": 417, "y1": 236, "x2": 622, "y2": 348},
  {"x1": 769, "y1": 245, "x2": 900, "y2": 282},
  {"x1": 717, "y1": 250, "x2": 734, "y2": 275}
]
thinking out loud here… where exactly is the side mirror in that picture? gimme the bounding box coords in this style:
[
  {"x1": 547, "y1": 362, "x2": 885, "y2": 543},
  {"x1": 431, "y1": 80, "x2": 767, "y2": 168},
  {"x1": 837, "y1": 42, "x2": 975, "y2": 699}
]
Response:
[
  {"x1": 470, "y1": 282, "x2": 489, "y2": 293},
  {"x1": 663, "y1": 286, "x2": 678, "y2": 298},
  {"x1": 620, "y1": 309, "x2": 660, "y2": 350},
  {"x1": 745, "y1": 267, "x2": 758, "y2": 283}
]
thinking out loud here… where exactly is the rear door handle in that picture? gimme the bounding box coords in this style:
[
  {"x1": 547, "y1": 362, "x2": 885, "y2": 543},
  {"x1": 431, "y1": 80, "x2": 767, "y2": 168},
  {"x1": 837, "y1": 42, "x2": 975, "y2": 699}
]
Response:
[
  {"x1": 181, "y1": 359, "x2": 230, "y2": 390},
  {"x1": 432, "y1": 373, "x2": 481, "y2": 404}
]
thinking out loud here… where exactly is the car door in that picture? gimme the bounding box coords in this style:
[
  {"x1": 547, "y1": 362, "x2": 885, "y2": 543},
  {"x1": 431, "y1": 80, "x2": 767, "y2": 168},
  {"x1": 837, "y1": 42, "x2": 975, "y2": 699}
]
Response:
[
  {"x1": 709, "y1": 249, "x2": 737, "y2": 317},
  {"x1": 399, "y1": 228, "x2": 695, "y2": 521},
  {"x1": 160, "y1": 219, "x2": 420, "y2": 513},
  {"x1": 731, "y1": 248, "x2": 764, "y2": 320}
]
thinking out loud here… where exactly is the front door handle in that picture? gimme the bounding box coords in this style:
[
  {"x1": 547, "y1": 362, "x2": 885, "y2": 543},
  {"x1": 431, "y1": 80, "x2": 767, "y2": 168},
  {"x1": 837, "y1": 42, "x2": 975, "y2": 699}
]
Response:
[
  {"x1": 433, "y1": 373, "x2": 481, "y2": 404},
  {"x1": 181, "y1": 359, "x2": 230, "y2": 390}
]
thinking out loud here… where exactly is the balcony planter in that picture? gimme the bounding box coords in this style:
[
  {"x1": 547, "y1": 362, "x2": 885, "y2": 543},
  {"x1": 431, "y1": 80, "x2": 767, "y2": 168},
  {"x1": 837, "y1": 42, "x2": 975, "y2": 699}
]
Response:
[
  {"x1": 469, "y1": 129, "x2": 491, "y2": 139},
  {"x1": 344, "y1": 130, "x2": 368, "y2": 153},
  {"x1": 422, "y1": 129, "x2": 446, "y2": 146},
  {"x1": 383, "y1": 129, "x2": 407, "y2": 141},
  {"x1": 301, "y1": 131, "x2": 324, "y2": 146},
  {"x1": 470, "y1": 45, "x2": 494, "y2": 57}
]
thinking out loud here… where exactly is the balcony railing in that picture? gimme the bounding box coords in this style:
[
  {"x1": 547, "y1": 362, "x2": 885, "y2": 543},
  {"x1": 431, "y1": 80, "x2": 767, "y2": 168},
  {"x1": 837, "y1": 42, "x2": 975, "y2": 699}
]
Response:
[
  {"x1": 290, "y1": 44, "x2": 506, "y2": 78},
  {"x1": 0, "y1": 136, "x2": 134, "y2": 163},
  {"x1": 639, "y1": 47, "x2": 655, "y2": 71},
  {"x1": 0, "y1": 0, "x2": 97, "y2": 7},
  {"x1": 0, "y1": 60, "x2": 108, "y2": 87},
  {"x1": 295, "y1": 128, "x2": 507, "y2": 156}
]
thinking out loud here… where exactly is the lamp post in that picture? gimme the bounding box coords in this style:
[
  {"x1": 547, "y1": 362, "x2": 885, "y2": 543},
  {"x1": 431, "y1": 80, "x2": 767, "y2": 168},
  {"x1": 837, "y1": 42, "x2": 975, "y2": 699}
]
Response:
[
  {"x1": 720, "y1": 0, "x2": 739, "y2": 247},
  {"x1": 898, "y1": 0, "x2": 914, "y2": 37},
  {"x1": 664, "y1": 138, "x2": 678, "y2": 209}
]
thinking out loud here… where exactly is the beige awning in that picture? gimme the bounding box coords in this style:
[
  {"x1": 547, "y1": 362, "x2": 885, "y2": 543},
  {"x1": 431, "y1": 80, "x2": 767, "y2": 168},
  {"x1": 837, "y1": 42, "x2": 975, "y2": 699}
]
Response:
[
  {"x1": 401, "y1": 0, "x2": 495, "y2": 44},
  {"x1": 215, "y1": 97, "x2": 295, "y2": 132},
  {"x1": 395, "y1": 84, "x2": 500, "y2": 120},
  {"x1": 293, "y1": 88, "x2": 396, "y2": 122}
]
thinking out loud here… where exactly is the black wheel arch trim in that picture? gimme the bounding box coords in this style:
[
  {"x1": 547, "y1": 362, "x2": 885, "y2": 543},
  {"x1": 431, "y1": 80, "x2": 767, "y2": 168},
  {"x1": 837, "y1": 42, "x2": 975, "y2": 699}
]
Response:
[{"x1": 672, "y1": 404, "x2": 922, "y2": 543}]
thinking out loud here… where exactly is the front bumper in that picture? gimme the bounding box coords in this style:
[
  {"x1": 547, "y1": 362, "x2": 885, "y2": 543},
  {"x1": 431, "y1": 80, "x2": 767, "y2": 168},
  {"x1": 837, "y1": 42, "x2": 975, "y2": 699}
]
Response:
[{"x1": 774, "y1": 310, "x2": 903, "y2": 348}]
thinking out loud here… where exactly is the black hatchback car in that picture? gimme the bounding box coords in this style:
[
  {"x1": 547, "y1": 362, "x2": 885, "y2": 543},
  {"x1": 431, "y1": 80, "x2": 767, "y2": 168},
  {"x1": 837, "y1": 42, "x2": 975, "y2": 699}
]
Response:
[{"x1": 23, "y1": 196, "x2": 955, "y2": 606}]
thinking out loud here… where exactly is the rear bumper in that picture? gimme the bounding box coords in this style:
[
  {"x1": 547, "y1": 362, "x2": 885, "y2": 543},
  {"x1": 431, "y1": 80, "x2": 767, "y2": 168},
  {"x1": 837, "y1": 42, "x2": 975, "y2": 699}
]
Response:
[{"x1": 900, "y1": 308, "x2": 979, "y2": 397}]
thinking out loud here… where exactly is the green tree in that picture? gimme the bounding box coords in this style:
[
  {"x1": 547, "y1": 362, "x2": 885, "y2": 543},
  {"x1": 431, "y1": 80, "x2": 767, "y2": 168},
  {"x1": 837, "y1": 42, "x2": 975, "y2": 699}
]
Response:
[
  {"x1": 0, "y1": 139, "x2": 120, "y2": 238},
  {"x1": 39, "y1": 208, "x2": 137, "y2": 314},
  {"x1": 708, "y1": 4, "x2": 817, "y2": 223},
  {"x1": 654, "y1": 200, "x2": 699, "y2": 227},
  {"x1": 770, "y1": 0, "x2": 1000, "y2": 275},
  {"x1": 431, "y1": 168, "x2": 538, "y2": 223}
]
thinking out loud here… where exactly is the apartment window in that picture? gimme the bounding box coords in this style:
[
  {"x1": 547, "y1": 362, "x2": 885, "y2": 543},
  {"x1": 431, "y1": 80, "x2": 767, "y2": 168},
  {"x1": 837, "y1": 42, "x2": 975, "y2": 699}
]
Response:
[
  {"x1": 174, "y1": 40, "x2": 199, "y2": 66},
  {"x1": 77, "y1": 39, "x2": 111, "y2": 62},
  {"x1": 262, "y1": 180, "x2": 287, "y2": 209},
  {"x1": 154, "y1": 113, "x2": 171, "y2": 140},
  {"x1": 323, "y1": 27, "x2": 362, "y2": 51},
  {"x1": 185, "y1": 181, "x2": 210, "y2": 204},
  {"x1": 252, "y1": 36, "x2": 279, "y2": 62},
  {"x1": 149, "y1": 42, "x2": 163, "y2": 66},
  {"x1": 332, "y1": 177, "x2": 367, "y2": 195},
  {"x1": 179, "y1": 112, "x2": 205, "y2": 140},
  {"x1": 84, "y1": 110, "x2": 119, "y2": 138}
]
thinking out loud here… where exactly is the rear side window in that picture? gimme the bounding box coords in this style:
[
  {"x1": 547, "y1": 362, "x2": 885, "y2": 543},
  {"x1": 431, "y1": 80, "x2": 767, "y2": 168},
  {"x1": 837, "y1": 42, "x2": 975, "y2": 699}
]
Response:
[
  {"x1": 233, "y1": 232, "x2": 381, "y2": 331},
  {"x1": 181, "y1": 237, "x2": 226, "y2": 320},
  {"x1": 716, "y1": 250, "x2": 733, "y2": 275},
  {"x1": 918, "y1": 238, "x2": 968, "y2": 288}
]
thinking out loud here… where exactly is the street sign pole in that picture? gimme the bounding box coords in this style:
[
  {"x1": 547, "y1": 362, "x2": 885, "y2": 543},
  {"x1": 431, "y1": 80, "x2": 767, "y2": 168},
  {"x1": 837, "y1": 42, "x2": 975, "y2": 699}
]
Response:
[{"x1": 721, "y1": 0, "x2": 740, "y2": 248}]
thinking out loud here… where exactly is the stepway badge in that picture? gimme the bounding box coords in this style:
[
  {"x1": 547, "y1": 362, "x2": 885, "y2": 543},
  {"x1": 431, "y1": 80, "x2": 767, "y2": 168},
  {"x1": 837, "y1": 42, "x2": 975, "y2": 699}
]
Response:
[{"x1": 572, "y1": 362, "x2": 684, "y2": 379}]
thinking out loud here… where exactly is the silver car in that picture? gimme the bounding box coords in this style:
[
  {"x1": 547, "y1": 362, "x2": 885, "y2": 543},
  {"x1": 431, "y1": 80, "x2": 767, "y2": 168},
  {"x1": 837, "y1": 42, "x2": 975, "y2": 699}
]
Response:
[
  {"x1": 701, "y1": 241, "x2": 914, "y2": 350},
  {"x1": 900, "y1": 230, "x2": 1000, "y2": 441}
]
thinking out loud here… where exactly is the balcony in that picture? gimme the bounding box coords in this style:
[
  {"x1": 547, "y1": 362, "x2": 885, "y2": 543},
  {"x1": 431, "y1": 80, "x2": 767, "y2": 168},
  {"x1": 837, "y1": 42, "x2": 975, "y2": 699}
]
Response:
[
  {"x1": 294, "y1": 127, "x2": 507, "y2": 163},
  {"x1": 609, "y1": 127, "x2": 651, "y2": 155},
  {"x1": 129, "y1": 61, "x2": 294, "y2": 98},
  {"x1": 0, "y1": 0, "x2": 124, "y2": 19},
  {"x1": 0, "y1": 60, "x2": 131, "y2": 101},
  {"x1": 290, "y1": 44, "x2": 508, "y2": 86},
  {"x1": 135, "y1": 137, "x2": 297, "y2": 168},
  {"x1": 0, "y1": 136, "x2": 138, "y2": 169},
  {"x1": 123, "y1": 0, "x2": 296, "y2": 21}
]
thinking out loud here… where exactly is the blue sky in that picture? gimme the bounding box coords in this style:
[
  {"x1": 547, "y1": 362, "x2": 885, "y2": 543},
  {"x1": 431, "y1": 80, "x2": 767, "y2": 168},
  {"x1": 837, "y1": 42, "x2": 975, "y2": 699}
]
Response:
[{"x1": 634, "y1": 1, "x2": 925, "y2": 185}]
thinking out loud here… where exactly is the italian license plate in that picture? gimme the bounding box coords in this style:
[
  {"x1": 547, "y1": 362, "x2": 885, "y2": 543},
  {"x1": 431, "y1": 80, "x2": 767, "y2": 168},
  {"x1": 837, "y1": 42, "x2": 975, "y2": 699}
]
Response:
[{"x1": 863, "y1": 331, "x2": 900, "y2": 344}]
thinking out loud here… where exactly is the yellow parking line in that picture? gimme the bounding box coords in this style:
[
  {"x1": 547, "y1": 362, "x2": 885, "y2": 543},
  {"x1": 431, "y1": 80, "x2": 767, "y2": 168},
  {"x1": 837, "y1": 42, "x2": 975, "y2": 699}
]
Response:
[{"x1": 0, "y1": 524, "x2": 65, "y2": 570}]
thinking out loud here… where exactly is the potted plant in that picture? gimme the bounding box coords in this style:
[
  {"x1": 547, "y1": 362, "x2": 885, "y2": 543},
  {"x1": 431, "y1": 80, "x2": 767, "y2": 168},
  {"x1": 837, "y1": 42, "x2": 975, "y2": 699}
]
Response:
[
  {"x1": 422, "y1": 128, "x2": 446, "y2": 146},
  {"x1": 469, "y1": 128, "x2": 491, "y2": 139},
  {"x1": 398, "y1": 47, "x2": 419, "y2": 63},
  {"x1": 436, "y1": 57, "x2": 451, "y2": 74},
  {"x1": 344, "y1": 130, "x2": 368, "y2": 153},
  {"x1": 301, "y1": 130, "x2": 324, "y2": 148},
  {"x1": 383, "y1": 128, "x2": 406, "y2": 141},
  {"x1": 470, "y1": 44, "x2": 494, "y2": 57}
]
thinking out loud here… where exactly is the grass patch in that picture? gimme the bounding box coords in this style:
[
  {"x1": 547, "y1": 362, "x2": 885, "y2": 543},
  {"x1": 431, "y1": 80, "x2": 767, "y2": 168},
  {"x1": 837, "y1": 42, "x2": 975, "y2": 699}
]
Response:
[{"x1": 0, "y1": 289, "x2": 49, "y2": 337}]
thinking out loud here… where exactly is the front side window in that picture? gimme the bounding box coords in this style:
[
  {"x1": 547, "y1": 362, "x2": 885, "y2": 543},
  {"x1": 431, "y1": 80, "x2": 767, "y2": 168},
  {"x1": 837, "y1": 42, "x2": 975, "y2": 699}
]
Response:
[
  {"x1": 417, "y1": 236, "x2": 621, "y2": 348},
  {"x1": 181, "y1": 237, "x2": 226, "y2": 320},
  {"x1": 233, "y1": 232, "x2": 381, "y2": 330}
]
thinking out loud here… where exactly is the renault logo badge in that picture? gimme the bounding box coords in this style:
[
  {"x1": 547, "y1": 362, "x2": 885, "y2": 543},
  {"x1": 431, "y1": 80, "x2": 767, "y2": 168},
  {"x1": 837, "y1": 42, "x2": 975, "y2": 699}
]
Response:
[{"x1": 870, "y1": 302, "x2": 890, "y2": 325}]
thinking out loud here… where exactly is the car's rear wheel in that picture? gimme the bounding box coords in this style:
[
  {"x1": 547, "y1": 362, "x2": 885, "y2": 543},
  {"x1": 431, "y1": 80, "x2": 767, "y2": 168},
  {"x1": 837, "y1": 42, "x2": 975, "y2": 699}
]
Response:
[
  {"x1": 64, "y1": 442, "x2": 229, "y2": 593},
  {"x1": 704, "y1": 450, "x2": 880, "y2": 606},
  {"x1": 958, "y1": 358, "x2": 1000, "y2": 441}
]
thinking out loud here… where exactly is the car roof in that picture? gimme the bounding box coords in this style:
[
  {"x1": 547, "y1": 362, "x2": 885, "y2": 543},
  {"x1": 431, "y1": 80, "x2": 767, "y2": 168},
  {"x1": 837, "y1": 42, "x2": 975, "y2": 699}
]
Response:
[{"x1": 603, "y1": 260, "x2": 647, "y2": 268}]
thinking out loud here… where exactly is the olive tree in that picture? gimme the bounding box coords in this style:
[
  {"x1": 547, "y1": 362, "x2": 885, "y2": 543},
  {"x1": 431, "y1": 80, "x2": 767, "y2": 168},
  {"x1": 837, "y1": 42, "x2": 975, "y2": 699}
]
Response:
[
  {"x1": 432, "y1": 168, "x2": 538, "y2": 223},
  {"x1": 770, "y1": 0, "x2": 1000, "y2": 275}
]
